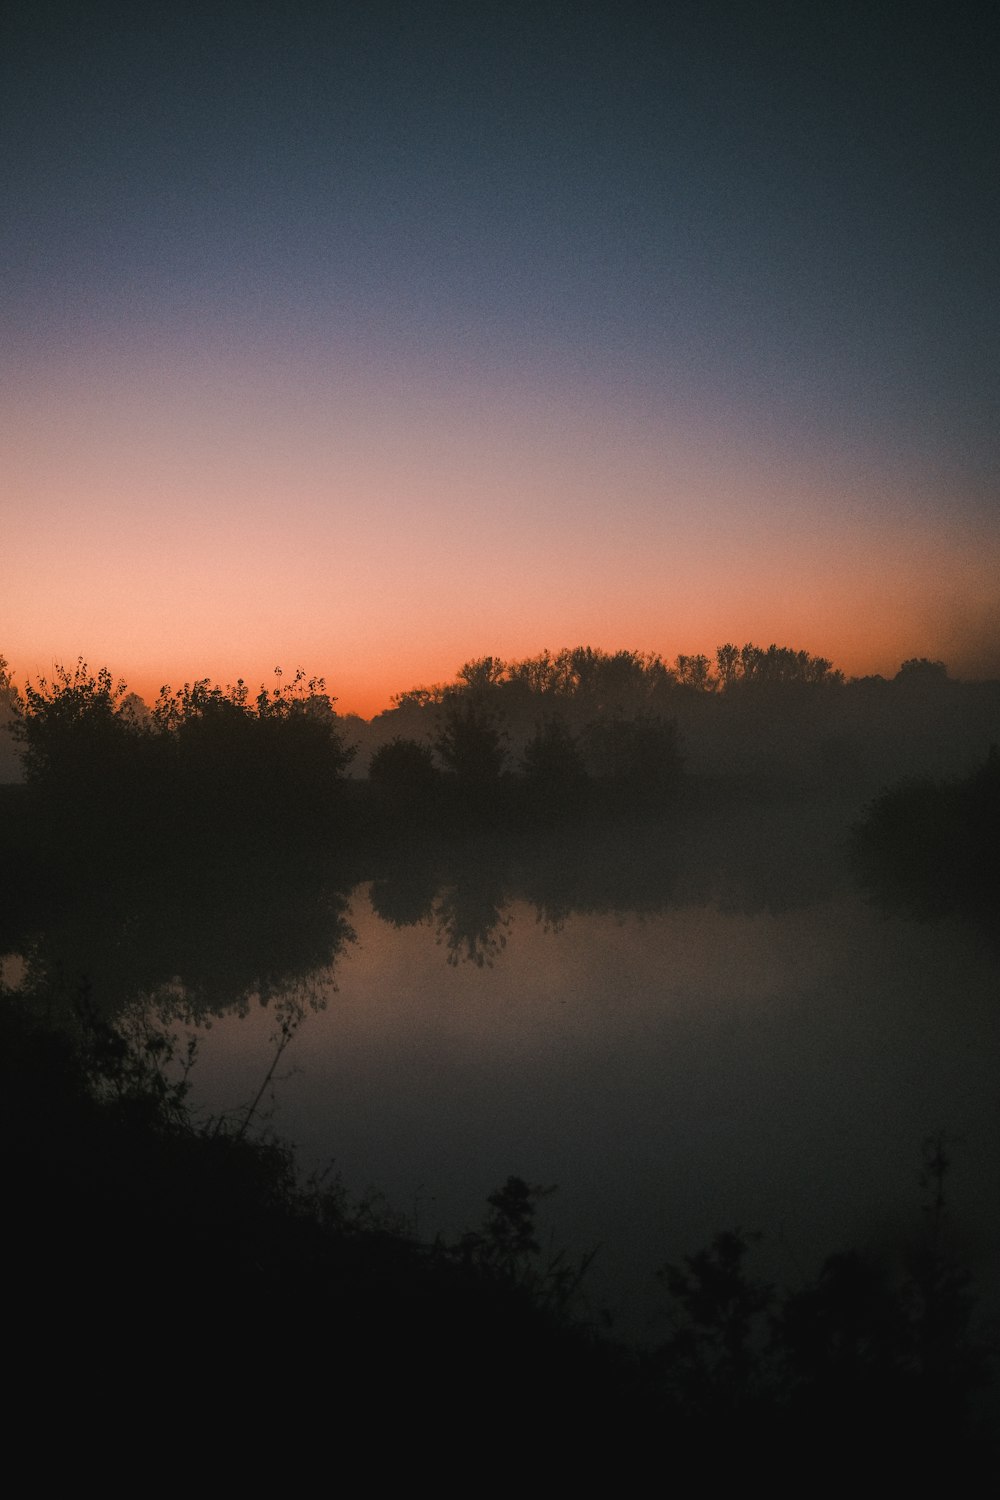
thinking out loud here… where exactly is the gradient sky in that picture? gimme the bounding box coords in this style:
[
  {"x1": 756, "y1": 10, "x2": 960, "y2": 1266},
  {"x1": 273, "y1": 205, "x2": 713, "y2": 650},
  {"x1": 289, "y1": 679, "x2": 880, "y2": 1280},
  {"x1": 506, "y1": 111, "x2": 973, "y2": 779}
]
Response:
[{"x1": 3, "y1": 0, "x2": 998, "y2": 716}]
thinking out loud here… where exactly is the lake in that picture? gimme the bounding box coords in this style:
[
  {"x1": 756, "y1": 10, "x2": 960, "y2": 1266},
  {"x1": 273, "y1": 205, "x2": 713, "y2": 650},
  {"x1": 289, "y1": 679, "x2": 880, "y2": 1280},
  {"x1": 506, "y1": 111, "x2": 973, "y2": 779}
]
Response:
[{"x1": 157, "y1": 796, "x2": 1000, "y2": 1340}]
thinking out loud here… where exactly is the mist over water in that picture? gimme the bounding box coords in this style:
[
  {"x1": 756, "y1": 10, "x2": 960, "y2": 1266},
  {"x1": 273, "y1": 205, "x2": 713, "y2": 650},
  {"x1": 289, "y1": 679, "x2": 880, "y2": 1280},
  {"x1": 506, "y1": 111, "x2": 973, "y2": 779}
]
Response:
[{"x1": 81, "y1": 792, "x2": 994, "y2": 1338}]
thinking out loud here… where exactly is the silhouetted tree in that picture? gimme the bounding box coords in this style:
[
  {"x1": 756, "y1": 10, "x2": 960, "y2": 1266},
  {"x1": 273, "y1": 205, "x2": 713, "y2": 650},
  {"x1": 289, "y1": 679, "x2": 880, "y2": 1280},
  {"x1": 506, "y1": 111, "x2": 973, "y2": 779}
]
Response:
[
  {"x1": 584, "y1": 711, "x2": 683, "y2": 806},
  {"x1": 456, "y1": 656, "x2": 507, "y2": 694},
  {"x1": 19, "y1": 660, "x2": 136, "y2": 790},
  {"x1": 714, "y1": 642, "x2": 842, "y2": 691},
  {"x1": 0, "y1": 656, "x2": 20, "y2": 719},
  {"x1": 895, "y1": 657, "x2": 950, "y2": 683},
  {"x1": 0, "y1": 656, "x2": 24, "y2": 782},
  {"x1": 435, "y1": 697, "x2": 509, "y2": 793},
  {"x1": 15, "y1": 659, "x2": 167, "y2": 852},
  {"x1": 655, "y1": 1229, "x2": 773, "y2": 1418},
  {"x1": 370, "y1": 736, "x2": 439, "y2": 792},
  {"x1": 715, "y1": 642, "x2": 741, "y2": 690},
  {"x1": 160, "y1": 670, "x2": 354, "y2": 843},
  {"x1": 556, "y1": 646, "x2": 675, "y2": 710},
  {"x1": 505, "y1": 650, "x2": 560, "y2": 697},
  {"x1": 674, "y1": 653, "x2": 716, "y2": 692},
  {"x1": 369, "y1": 736, "x2": 440, "y2": 824},
  {"x1": 17, "y1": 661, "x2": 354, "y2": 856},
  {"x1": 521, "y1": 716, "x2": 589, "y2": 815}
]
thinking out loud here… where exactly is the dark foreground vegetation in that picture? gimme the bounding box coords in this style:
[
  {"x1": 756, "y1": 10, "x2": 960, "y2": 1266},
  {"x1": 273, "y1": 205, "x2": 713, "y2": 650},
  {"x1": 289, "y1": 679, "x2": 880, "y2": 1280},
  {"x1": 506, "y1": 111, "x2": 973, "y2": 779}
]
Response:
[{"x1": 3, "y1": 988, "x2": 995, "y2": 1474}]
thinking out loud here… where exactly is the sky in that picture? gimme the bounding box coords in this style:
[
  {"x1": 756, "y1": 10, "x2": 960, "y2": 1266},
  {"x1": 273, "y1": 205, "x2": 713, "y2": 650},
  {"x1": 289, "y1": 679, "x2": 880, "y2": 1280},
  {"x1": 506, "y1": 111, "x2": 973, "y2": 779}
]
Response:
[{"x1": 3, "y1": 0, "x2": 998, "y2": 716}]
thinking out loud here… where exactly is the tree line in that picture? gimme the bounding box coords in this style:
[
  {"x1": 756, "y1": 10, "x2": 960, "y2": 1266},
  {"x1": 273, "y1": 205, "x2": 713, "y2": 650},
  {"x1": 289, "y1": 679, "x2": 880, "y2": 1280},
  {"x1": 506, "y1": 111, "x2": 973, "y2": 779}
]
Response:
[
  {"x1": 2, "y1": 643, "x2": 992, "y2": 852},
  {"x1": 391, "y1": 640, "x2": 846, "y2": 709}
]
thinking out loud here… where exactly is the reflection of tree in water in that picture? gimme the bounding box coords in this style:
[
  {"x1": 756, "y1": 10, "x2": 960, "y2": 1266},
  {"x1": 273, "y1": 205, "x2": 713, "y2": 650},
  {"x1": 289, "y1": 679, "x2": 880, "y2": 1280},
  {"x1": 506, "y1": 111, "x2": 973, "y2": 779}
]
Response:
[
  {"x1": 434, "y1": 876, "x2": 511, "y2": 968},
  {"x1": 530, "y1": 895, "x2": 571, "y2": 935},
  {"x1": 12, "y1": 855, "x2": 357, "y2": 1022},
  {"x1": 369, "y1": 868, "x2": 438, "y2": 929},
  {"x1": 361, "y1": 802, "x2": 857, "y2": 968}
]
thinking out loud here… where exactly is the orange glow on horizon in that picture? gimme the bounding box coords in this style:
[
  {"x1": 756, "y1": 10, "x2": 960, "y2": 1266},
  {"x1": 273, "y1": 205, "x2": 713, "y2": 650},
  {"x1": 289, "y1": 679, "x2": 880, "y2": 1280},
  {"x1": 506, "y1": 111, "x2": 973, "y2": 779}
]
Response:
[
  {"x1": 8, "y1": 603, "x2": 999, "y2": 727},
  {"x1": 5, "y1": 335, "x2": 999, "y2": 717}
]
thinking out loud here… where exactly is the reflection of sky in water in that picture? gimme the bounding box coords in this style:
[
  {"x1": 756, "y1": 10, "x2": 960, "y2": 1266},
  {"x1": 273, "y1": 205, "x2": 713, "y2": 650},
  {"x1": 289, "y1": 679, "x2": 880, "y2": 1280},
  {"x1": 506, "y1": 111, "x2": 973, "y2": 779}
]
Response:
[{"x1": 183, "y1": 886, "x2": 1000, "y2": 1336}]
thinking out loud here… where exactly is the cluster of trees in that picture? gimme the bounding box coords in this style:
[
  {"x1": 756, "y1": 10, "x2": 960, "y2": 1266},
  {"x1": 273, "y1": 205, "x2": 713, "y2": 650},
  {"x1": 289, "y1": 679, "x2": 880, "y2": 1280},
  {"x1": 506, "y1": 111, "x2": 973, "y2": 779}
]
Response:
[
  {"x1": 374, "y1": 646, "x2": 991, "y2": 797},
  {"x1": 5, "y1": 641, "x2": 991, "y2": 843},
  {"x1": 373, "y1": 643, "x2": 823, "y2": 816},
  {"x1": 8, "y1": 658, "x2": 355, "y2": 854},
  {"x1": 370, "y1": 694, "x2": 683, "y2": 822},
  {"x1": 5, "y1": 651, "x2": 689, "y2": 838},
  {"x1": 392, "y1": 642, "x2": 844, "y2": 712}
]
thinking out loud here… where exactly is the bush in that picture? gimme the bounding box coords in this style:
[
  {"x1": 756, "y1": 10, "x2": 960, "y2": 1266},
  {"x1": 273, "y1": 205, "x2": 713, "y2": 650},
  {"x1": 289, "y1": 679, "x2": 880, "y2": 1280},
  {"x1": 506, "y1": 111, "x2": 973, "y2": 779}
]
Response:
[
  {"x1": 369, "y1": 737, "x2": 440, "y2": 811},
  {"x1": 16, "y1": 662, "x2": 356, "y2": 855}
]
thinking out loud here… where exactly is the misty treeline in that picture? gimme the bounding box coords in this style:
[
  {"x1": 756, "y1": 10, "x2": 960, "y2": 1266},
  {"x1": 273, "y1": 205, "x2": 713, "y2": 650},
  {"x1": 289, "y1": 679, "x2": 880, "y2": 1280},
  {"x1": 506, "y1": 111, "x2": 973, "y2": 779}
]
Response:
[
  {"x1": 375, "y1": 644, "x2": 999, "y2": 800},
  {"x1": 2, "y1": 644, "x2": 998, "y2": 845},
  {"x1": 393, "y1": 640, "x2": 843, "y2": 706}
]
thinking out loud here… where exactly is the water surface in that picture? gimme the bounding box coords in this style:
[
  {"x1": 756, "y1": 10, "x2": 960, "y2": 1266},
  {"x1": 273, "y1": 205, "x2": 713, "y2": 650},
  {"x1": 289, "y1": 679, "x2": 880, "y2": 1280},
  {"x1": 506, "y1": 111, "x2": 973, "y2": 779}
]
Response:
[{"x1": 180, "y1": 867, "x2": 1000, "y2": 1336}]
